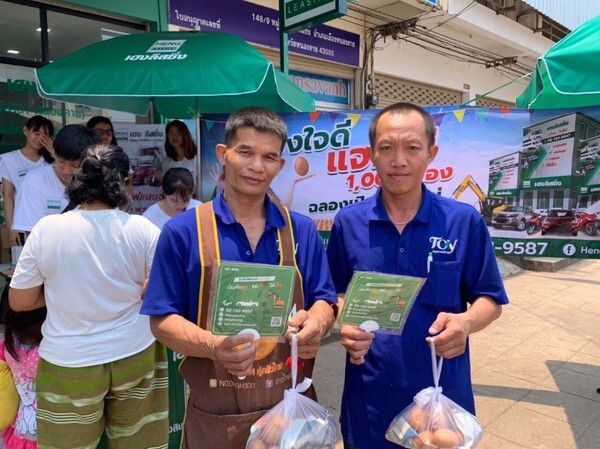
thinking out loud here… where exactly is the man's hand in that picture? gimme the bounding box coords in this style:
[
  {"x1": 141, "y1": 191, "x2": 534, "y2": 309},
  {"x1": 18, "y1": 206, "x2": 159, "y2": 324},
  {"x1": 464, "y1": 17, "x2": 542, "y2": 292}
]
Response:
[
  {"x1": 340, "y1": 325, "x2": 375, "y2": 365},
  {"x1": 287, "y1": 301, "x2": 333, "y2": 359},
  {"x1": 429, "y1": 296, "x2": 502, "y2": 359},
  {"x1": 428, "y1": 312, "x2": 470, "y2": 359},
  {"x1": 210, "y1": 333, "x2": 257, "y2": 378}
]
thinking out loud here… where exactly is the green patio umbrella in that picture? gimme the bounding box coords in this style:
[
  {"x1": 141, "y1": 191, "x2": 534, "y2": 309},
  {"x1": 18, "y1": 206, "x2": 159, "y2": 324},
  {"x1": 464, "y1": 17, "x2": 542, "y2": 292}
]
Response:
[
  {"x1": 35, "y1": 31, "x2": 315, "y2": 116},
  {"x1": 516, "y1": 15, "x2": 600, "y2": 109}
]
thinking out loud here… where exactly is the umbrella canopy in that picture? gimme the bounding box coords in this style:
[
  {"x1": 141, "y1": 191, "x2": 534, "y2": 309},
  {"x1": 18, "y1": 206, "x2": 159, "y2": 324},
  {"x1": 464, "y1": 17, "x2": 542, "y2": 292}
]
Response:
[
  {"x1": 516, "y1": 15, "x2": 600, "y2": 109},
  {"x1": 35, "y1": 31, "x2": 315, "y2": 117}
]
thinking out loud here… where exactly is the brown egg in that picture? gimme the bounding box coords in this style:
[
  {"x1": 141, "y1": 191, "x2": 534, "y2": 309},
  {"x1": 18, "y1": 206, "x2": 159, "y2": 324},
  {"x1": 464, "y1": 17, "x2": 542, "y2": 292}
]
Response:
[
  {"x1": 247, "y1": 438, "x2": 267, "y2": 449},
  {"x1": 418, "y1": 430, "x2": 437, "y2": 446},
  {"x1": 433, "y1": 428, "x2": 463, "y2": 448},
  {"x1": 409, "y1": 407, "x2": 429, "y2": 432},
  {"x1": 294, "y1": 156, "x2": 309, "y2": 176},
  {"x1": 262, "y1": 415, "x2": 286, "y2": 445}
]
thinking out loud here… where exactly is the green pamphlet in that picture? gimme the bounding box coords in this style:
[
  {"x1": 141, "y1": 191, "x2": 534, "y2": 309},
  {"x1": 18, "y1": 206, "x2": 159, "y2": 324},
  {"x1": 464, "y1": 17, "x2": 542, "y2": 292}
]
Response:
[
  {"x1": 211, "y1": 262, "x2": 296, "y2": 336},
  {"x1": 339, "y1": 271, "x2": 425, "y2": 333}
]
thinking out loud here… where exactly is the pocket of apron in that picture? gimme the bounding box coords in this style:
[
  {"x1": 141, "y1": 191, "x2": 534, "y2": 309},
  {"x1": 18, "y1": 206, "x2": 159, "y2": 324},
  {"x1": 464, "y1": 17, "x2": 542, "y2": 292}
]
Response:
[{"x1": 183, "y1": 405, "x2": 268, "y2": 449}]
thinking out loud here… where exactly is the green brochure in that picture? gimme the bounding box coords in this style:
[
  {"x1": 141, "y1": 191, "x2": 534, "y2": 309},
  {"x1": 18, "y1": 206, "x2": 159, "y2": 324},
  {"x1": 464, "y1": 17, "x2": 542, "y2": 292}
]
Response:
[
  {"x1": 339, "y1": 271, "x2": 426, "y2": 333},
  {"x1": 211, "y1": 262, "x2": 296, "y2": 336}
]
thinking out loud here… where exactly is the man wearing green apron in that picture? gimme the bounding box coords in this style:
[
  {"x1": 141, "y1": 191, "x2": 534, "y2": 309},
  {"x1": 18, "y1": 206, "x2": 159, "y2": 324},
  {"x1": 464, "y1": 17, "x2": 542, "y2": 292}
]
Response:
[{"x1": 141, "y1": 107, "x2": 338, "y2": 449}]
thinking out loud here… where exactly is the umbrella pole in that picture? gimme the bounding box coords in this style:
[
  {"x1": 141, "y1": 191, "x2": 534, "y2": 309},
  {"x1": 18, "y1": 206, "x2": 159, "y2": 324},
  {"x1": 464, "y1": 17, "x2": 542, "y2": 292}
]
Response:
[{"x1": 196, "y1": 115, "x2": 202, "y2": 199}]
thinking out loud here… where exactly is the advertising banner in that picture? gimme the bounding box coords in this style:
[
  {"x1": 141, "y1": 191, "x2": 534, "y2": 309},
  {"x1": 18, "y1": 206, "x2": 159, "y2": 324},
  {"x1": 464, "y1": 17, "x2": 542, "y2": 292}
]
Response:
[
  {"x1": 200, "y1": 106, "x2": 600, "y2": 259},
  {"x1": 114, "y1": 124, "x2": 165, "y2": 214}
]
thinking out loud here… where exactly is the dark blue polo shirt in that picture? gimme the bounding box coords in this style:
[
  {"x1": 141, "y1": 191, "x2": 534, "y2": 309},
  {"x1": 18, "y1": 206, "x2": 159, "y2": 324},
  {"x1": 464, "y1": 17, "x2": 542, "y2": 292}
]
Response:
[
  {"x1": 326, "y1": 185, "x2": 509, "y2": 449},
  {"x1": 141, "y1": 193, "x2": 337, "y2": 322}
]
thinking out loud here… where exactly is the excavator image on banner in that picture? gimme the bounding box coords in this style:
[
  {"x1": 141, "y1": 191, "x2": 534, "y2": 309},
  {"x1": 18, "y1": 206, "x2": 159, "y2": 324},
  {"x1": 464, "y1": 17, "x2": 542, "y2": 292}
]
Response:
[{"x1": 451, "y1": 175, "x2": 506, "y2": 225}]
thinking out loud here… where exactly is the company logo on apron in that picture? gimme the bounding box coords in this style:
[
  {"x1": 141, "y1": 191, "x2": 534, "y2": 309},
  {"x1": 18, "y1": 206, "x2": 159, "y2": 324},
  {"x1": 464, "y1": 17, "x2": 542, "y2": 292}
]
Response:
[{"x1": 124, "y1": 39, "x2": 188, "y2": 61}]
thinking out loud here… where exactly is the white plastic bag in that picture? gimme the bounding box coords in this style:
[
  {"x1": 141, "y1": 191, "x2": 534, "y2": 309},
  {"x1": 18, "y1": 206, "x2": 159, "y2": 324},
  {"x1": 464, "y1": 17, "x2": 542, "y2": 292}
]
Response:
[
  {"x1": 385, "y1": 339, "x2": 483, "y2": 449},
  {"x1": 246, "y1": 335, "x2": 338, "y2": 449}
]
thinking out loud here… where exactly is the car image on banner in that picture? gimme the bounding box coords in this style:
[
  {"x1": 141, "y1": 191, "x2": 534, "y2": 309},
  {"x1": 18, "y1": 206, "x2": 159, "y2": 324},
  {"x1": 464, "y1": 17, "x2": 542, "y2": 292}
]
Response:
[{"x1": 541, "y1": 209, "x2": 579, "y2": 236}]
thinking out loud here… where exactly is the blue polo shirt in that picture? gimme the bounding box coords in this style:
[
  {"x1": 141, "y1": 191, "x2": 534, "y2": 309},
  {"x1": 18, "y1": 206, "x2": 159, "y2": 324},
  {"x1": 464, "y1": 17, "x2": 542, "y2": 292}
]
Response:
[
  {"x1": 326, "y1": 185, "x2": 508, "y2": 449},
  {"x1": 141, "y1": 193, "x2": 337, "y2": 323}
]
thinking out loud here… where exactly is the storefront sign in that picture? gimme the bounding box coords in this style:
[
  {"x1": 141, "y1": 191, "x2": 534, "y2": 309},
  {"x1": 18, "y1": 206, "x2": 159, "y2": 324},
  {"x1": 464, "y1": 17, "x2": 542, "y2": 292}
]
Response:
[
  {"x1": 169, "y1": 0, "x2": 360, "y2": 67},
  {"x1": 289, "y1": 70, "x2": 350, "y2": 106}
]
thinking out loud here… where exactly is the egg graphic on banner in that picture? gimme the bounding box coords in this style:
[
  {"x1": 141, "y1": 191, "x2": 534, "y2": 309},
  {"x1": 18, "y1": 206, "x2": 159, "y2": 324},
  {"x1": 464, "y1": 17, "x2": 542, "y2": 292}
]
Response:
[{"x1": 294, "y1": 156, "x2": 309, "y2": 176}]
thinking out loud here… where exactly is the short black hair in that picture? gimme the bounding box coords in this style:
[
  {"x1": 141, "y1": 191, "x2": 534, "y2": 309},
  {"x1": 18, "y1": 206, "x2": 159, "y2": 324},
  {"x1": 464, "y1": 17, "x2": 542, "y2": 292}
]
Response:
[
  {"x1": 162, "y1": 167, "x2": 194, "y2": 202},
  {"x1": 224, "y1": 107, "x2": 287, "y2": 153},
  {"x1": 368, "y1": 102, "x2": 436, "y2": 149},
  {"x1": 54, "y1": 124, "x2": 99, "y2": 161}
]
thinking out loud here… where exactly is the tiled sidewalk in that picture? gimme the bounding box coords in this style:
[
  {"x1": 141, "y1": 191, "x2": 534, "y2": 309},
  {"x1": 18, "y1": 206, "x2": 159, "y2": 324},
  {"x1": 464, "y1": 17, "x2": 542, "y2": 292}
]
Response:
[{"x1": 471, "y1": 259, "x2": 600, "y2": 449}]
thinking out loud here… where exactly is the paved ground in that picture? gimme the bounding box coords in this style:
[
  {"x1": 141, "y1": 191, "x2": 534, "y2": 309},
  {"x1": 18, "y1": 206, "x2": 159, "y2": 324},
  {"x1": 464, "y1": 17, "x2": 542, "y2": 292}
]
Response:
[{"x1": 312, "y1": 258, "x2": 600, "y2": 449}]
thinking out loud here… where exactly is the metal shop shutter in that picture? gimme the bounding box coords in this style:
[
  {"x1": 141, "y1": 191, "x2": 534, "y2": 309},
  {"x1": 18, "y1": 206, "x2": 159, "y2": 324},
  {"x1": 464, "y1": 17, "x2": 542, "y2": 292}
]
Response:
[{"x1": 374, "y1": 73, "x2": 463, "y2": 107}]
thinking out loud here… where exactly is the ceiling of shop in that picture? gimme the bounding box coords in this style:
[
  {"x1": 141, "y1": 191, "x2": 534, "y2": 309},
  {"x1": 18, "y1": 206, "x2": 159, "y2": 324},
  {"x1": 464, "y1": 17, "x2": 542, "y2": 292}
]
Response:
[{"x1": 0, "y1": 1, "x2": 143, "y2": 65}]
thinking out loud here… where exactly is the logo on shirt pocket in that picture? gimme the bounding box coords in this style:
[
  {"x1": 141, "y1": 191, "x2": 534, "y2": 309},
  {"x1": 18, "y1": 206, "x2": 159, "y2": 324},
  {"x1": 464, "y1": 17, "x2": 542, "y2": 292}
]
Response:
[{"x1": 429, "y1": 236, "x2": 458, "y2": 254}]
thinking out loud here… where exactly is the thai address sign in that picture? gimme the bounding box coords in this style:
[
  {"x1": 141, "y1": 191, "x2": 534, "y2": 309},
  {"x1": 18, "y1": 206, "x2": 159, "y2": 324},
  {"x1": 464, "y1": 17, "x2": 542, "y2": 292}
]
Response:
[{"x1": 280, "y1": 0, "x2": 347, "y2": 33}]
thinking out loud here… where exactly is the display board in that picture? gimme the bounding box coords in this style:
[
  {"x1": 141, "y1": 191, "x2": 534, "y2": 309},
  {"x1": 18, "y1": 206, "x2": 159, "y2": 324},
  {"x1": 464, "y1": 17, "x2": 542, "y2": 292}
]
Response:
[{"x1": 201, "y1": 106, "x2": 600, "y2": 259}]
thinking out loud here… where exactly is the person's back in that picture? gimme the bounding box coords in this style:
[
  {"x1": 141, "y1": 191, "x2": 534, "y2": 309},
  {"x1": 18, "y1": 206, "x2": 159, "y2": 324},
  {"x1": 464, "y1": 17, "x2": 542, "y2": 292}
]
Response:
[
  {"x1": 24, "y1": 209, "x2": 157, "y2": 364},
  {"x1": 9, "y1": 144, "x2": 168, "y2": 449}
]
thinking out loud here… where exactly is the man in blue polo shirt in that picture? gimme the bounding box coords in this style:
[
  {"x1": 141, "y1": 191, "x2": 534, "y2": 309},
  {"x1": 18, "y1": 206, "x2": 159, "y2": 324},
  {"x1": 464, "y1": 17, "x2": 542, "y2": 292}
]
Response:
[
  {"x1": 141, "y1": 107, "x2": 337, "y2": 449},
  {"x1": 326, "y1": 102, "x2": 508, "y2": 449}
]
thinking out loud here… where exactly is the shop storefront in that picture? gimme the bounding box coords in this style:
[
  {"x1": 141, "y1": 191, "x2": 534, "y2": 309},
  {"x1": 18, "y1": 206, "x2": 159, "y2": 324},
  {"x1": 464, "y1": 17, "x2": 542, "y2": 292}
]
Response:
[
  {"x1": 168, "y1": 0, "x2": 360, "y2": 111},
  {"x1": 0, "y1": 0, "x2": 168, "y2": 154}
]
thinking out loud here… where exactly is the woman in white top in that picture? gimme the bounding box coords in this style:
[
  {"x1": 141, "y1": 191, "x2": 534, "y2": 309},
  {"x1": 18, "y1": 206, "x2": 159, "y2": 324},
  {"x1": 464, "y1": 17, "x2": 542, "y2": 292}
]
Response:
[
  {"x1": 0, "y1": 115, "x2": 55, "y2": 246},
  {"x1": 143, "y1": 167, "x2": 201, "y2": 230},
  {"x1": 8, "y1": 144, "x2": 168, "y2": 448},
  {"x1": 157, "y1": 120, "x2": 197, "y2": 185}
]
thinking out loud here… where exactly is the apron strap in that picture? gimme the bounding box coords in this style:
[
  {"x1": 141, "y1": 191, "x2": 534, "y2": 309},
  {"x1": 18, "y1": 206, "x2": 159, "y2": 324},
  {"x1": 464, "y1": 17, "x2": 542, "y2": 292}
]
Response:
[{"x1": 196, "y1": 202, "x2": 219, "y2": 328}]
